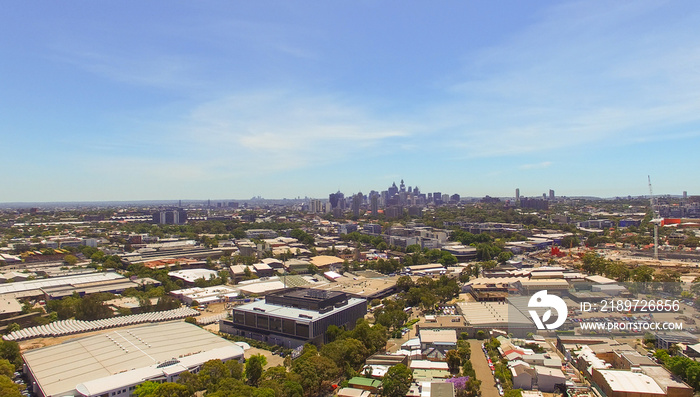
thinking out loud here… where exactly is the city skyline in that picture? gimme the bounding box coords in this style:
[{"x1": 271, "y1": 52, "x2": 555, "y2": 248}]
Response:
[{"x1": 2, "y1": 1, "x2": 699, "y2": 202}]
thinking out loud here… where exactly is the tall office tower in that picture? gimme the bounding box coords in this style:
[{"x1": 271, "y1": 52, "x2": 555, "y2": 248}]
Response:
[
  {"x1": 549, "y1": 189, "x2": 555, "y2": 200},
  {"x1": 427, "y1": 192, "x2": 433, "y2": 202},
  {"x1": 329, "y1": 191, "x2": 344, "y2": 209},
  {"x1": 352, "y1": 193, "x2": 362, "y2": 217},
  {"x1": 399, "y1": 191, "x2": 408, "y2": 205},
  {"x1": 442, "y1": 194, "x2": 450, "y2": 204},
  {"x1": 515, "y1": 188, "x2": 520, "y2": 202},
  {"x1": 371, "y1": 195, "x2": 379, "y2": 216},
  {"x1": 388, "y1": 182, "x2": 399, "y2": 198},
  {"x1": 153, "y1": 209, "x2": 187, "y2": 225},
  {"x1": 400, "y1": 179, "x2": 406, "y2": 192},
  {"x1": 309, "y1": 199, "x2": 323, "y2": 213},
  {"x1": 433, "y1": 192, "x2": 443, "y2": 205},
  {"x1": 684, "y1": 191, "x2": 688, "y2": 200}
]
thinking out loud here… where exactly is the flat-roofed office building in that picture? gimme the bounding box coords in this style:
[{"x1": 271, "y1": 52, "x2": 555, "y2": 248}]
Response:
[{"x1": 221, "y1": 288, "x2": 366, "y2": 348}]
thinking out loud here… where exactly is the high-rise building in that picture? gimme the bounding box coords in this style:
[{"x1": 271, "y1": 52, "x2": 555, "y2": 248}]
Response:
[
  {"x1": 684, "y1": 191, "x2": 688, "y2": 200},
  {"x1": 549, "y1": 189, "x2": 555, "y2": 200},
  {"x1": 371, "y1": 195, "x2": 379, "y2": 216},
  {"x1": 515, "y1": 188, "x2": 520, "y2": 202},
  {"x1": 153, "y1": 209, "x2": 187, "y2": 225},
  {"x1": 329, "y1": 192, "x2": 341, "y2": 209},
  {"x1": 521, "y1": 198, "x2": 549, "y2": 210},
  {"x1": 388, "y1": 182, "x2": 399, "y2": 198},
  {"x1": 433, "y1": 192, "x2": 443, "y2": 205},
  {"x1": 352, "y1": 193, "x2": 362, "y2": 217},
  {"x1": 408, "y1": 206, "x2": 423, "y2": 217},
  {"x1": 385, "y1": 206, "x2": 403, "y2": 219},
  {"x1": 308, "y1": 199, "x2": 323, "y2": 213},
  {"x1": 400, "y1": 179, "x2": 406, "y2": 192}
]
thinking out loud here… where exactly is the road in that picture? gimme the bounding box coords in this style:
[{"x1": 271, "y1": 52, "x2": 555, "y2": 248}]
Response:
[{"x1": 468, "y1": 340, "x2": 500, "y2": 397}]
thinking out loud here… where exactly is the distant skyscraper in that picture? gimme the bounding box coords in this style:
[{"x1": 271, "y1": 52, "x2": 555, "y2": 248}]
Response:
[
  {"x1": 371, "y1": 195, "x2": 379, "y2": 216},
  {"x1": 549, "y1": 189, "x2": 555, "y2": 200},
  {"x1": 400, "y1": 179, "x2": 406, "y2": 192},
  {"x1": 388, "y1": 182, "x2": 399, "y2": 198},
  {"x1": 515, "y1": 188, "x2": 520, "y2": 202},
  {"x1": 352, "y1": 193, "x2": 362, "y2": 217},
  {"x1": 153, "y1": 209, "x2": 187, "y2": 225},
  {"x1": 385, "y1": 206, "x2": 403, "y2": 219},
  {"x1": 433, "y1": 192, "x2": 442, "y2": 205},
  {"x1": 308, "y1": 199, "x2": 323, "y2": 213},
  {"x1": 684, "y1": 191, "x2": 688, "y2": 200},
  {"x1": 329, "y1": 192, "x2": 340, "y2": 208}
]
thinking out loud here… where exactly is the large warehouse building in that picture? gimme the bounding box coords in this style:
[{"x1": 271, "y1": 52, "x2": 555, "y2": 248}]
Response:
[
  {"x1": 221, "y1": 288, "x2": 367, "y2": 348},
  {"x1": 22, "y1": 322, "x2": 245, "y2": 397}
]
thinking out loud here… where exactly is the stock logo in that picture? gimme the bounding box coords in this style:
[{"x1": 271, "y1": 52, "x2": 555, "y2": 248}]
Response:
[{"x1": 528, "y1": 290, "x2": 567, "y2": 330}]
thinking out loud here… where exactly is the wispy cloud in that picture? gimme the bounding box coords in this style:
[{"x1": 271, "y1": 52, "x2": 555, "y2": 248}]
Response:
[
  {"x1": 520, "y1": 161, "x2": 552, "y2": 170},
  {"x1": 174, "y1": 90, "x2": 410, "y2": 173},
  {"x1": 433, "y1": 1, "x2": 700, "y2": 158}
]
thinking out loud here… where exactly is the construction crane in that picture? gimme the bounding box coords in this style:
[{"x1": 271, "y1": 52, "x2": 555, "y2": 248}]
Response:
[{"x1": 648, "y1": 175, "x2": 661, "y2": 260}]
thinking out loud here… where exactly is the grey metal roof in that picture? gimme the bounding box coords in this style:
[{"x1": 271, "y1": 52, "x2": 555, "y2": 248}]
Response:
[{"x1": 22, "y1": 322, "x2": 243, "y2": 397}]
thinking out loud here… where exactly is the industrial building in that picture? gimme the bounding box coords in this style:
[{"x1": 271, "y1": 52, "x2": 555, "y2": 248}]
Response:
[
  {"x1": 221, "y1": 288, "x2": 366, "y2": 348},
  {"x1": 0, "y1": 272, "x2": 138, "y2": 300},
  {"x1": 22, "y1": 321, "x2": 244, "y2": 397}
]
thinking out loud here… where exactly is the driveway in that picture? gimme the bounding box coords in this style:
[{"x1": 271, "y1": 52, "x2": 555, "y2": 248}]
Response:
[{"x1": 468, "y1": 340, "x2": 500, "y2": 397}]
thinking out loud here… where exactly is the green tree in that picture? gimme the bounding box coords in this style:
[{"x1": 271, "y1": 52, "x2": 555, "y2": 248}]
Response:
[
  {"x1": 497, "y1": 251, "x2": 513, "y2": 264},
  {"x1": 0, "y1": 359, "x2": 14, "y2": 377},
  {"x1": 396, "y1": 276, "x2": 414, "y2": 292},
  {"x1": 245, "y1": 354, "x2": 267, "y2": 386},
  {"x1": 504, "y1": 389, "x2": 523, "y2": 397},
  {"x1": 226, "y1": 359, "x2": 244, "y2": 380},
  {"x1": 176, "y1": 370, "x2": 201, "y2": 395},
  {"x1": 281, "y1": 380, "x2": 304, "y2": 397},
  {"x1": 0, "y1": 375, "x2": 22, "y2": 397},
  {"x1": 199, "y1": 359, "x2": 230, "y2": 390},
  {"x1": 0, "y1": 340, "x2": 22, "y2": 370},
  {"x1": 133, "y1": 380, "x2": 159, "y2": 397},
  {"x1": 64, "y1": 254, "x2": 79, "y2": 266},
  {"x1": 446, "y1": 350, "x2": 461, "y2": 374},
  {"x1": 76, "y1": 294, "x2": 112, "y2": 321},
  {"x1": 320, "y1": 338, "x2": 370, "y2": 371},
  {"x1": 632, "y1": 265, "x2": 654, "y2": 283},
  {"x1": 152, "y1": 382, "x2": 189, "y2": 397},
  {"x1": 382, "y1": 363, "x2": 413, "y2": 397}
]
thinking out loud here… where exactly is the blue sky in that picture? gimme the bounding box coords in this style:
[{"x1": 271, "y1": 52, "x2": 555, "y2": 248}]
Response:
[{"x1": 1, "y1": 1, "x2": 699, "y2": 202}]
